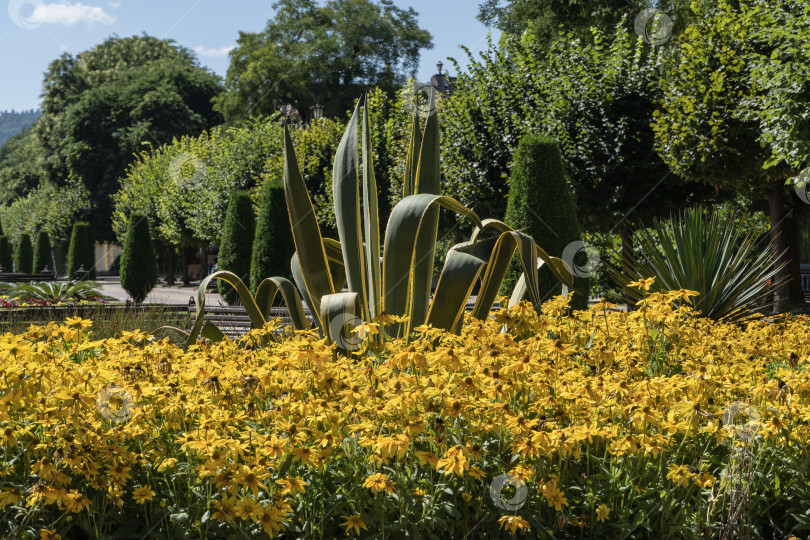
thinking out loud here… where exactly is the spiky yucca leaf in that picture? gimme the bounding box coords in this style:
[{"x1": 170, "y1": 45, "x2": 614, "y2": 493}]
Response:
[{"x1": 610, "y1": 208, "x2": 787, "y2": 321}]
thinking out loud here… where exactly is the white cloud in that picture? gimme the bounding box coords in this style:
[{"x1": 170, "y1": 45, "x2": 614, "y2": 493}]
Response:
[
  {"x1": 31, "y1": 2, "x2": 116, "y2": 26},
  {"x1": 193, "y1": 45, "x2": 235, "y2": 59},
  {"x1": 107, "y1": 0, "x2": 121, "y2": 8}
]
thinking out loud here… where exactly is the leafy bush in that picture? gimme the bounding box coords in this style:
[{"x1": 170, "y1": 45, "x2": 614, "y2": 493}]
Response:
[
  {"x1": 610, "y1": 207, "x2": 787, "y2": 321},
  {"x1": 119, "y1": 213, "x2": 158, "y2": 303},
  {"x1": 0, "y1": 236, "x2": 12, "y2": 272},
  {"x1": 13, "y1": 233, "x2": 33, "y2": 273},
  {"x1": 250, "y1": 179, "x2": 294, "y2": 290},
  {"x1": 217, "y1": 191, "x2": 255, "y2": 304},
  {"x1": 33, "y1": 230, "x2": 52, "y2": 273},
  {"x1": 67, "y1": 221, "x2": 96, "y2": 279},
  {"x1": 502, "y1": 134, "x2": 589, "y2": 308},
  {"x1": 3, "y1": 280, "x2": 113, "y2": 302}
]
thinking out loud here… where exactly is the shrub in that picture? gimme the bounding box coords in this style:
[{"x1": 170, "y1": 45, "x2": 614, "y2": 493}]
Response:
[
  {"x1": 33, "y1": 230, "x2": 52, "y2": 273},
  {"x1": 67, "y1": 221, "x2": 96, "y2": 279},
  {"x1": 217, "y1": 191, "x2": 255, "y2": 304},
  {"x1": 13, "y1": 233, "x2": 33, "y2": 274},
  {"x1": 609, "y1": 207, "x2": 787, "y2": 322},
  {"x1": 0, "y1": 236, "x2": 13, "y2": 272},
  {"x1": 120, "y1": 213, "x2": 158, "y2": 304},
  {"x1": 250, "y1": 179, "x2": 294, "y2": 290},
  {"x1": 502, "y1": 134, "x2": 589, "y2": 308}
]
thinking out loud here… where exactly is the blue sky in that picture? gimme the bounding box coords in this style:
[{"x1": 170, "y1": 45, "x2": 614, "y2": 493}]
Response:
[{"x1": 0, "y1": 0, "x2": 499, "y2": 111}]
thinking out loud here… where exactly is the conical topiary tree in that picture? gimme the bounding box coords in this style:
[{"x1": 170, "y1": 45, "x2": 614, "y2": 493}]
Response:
[
  {"x1": 218, "y1": 191, "x2": 255, "y2": 304},
  {"x1": 250, "y1": 179, "x2": 295, "y2": 291},
  {"x1": 33, "y1": 230, "x2": 53, "y2": 274},
  {"x1": 14, "y1": 233, "x2": 33, "y2": 274},
  {"x1": 0, "y1": 236, "x2": 12, "y2": 272},
  {"x1": 502, "y1": 134, "x2": 590, "y2": 309},
  {"x1": 120, "y1": 213, "x2": 158, "y2": 303},
  {"x1": 67, "y1": 222, "x2": 96, "y2": 280}
]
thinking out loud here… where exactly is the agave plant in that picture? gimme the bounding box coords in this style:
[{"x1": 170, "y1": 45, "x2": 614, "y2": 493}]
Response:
[
  {"x1": 181, "y1": 91, "x2": 573, "y2": 349},
  {"x1": 609, "y1": 207, "x2": 788, "y2": 322},
  {"x1": 4, "y1": 281, "x2": 115, "y2": 303}
]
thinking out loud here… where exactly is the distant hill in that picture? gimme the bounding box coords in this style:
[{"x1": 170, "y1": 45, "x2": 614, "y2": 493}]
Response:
[{"x1": 0, "y1": 110, "x2": 41, "y2": 146}]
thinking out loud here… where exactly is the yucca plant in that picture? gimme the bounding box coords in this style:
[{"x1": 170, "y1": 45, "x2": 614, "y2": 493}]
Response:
[
  {"x1": 181, "y1": 91, "x2": 573, "y2": 349},
  {"x1": 4, "y1": 281, "x2": 115, "y2": 303},
  {"x1": 609, "y1": 207, "x2": 788, "y2": 321}
]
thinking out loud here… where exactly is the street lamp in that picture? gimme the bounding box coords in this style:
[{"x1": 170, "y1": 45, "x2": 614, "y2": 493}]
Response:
[{"x1": 312, "y1": 102, "x2": 324, "y2": 120}]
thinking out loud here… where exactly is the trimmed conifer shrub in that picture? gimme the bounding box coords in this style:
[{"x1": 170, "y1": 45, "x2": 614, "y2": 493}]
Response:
[
  {"x1": 120, "y1": 213, "x2": 158, "y2": 304},
  {"x1": 218, "y1": 191, "x2": 256, "y2": 304},
  {"x1": 33, "y1": 230, "x2": 53, "y2": 274},
  {"x1": 67, "y1": 222, "x2": 96, "y2": 280},
  {"x1": 14, "y1": 233, "x2": 33, "y2": 274},
  {"x1": 250, "y1": 179, "x2": 295, "y2": 291},
  {"x1": 0, "y1": 236, "x2": 13, "y2": 272},
  {"x1": 502, "y1": 134, "x2": 590, "y2": 309}
]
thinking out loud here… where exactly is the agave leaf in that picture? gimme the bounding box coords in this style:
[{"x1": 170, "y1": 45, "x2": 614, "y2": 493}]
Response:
[
  {"x1": 322, "y1": 238, "x2": 347, "y2": 295},
  {"x1": 362, "y1": 101, "x2": 382, "y2": 327},
  {"x1": 283, "y1": 126, "x2": 335, "y2": 327},
  {"x1": 427, "y1": 237, "x2": 498, "y2": 333},
  {"x1": 254, "y1": 276, "x2": 310, "y2": 330},
  {"x1": 402, "y1": 86, "x2": 426, "y2": 198},
  {"x1": 291, "y1": 253, "x2": 318, "y2": 332},
  {"x1": 508, "y1": 257, "x2": 574, "y2": 308},
  {"x1": 383, "y1": 194, "x2": 482, "y2": 336},
  {"x1": 189, "y1": 270, "x2": 266, "y2": 343},
  {"x1": 409, "y1": 90, "x2": 443, "y2": 329},
  {"x1": 332, "y1": 100, "x2": 365, "y2": 312},
  {"x1": 320, "y1": 291, "x2": 362, "y2": 354}
]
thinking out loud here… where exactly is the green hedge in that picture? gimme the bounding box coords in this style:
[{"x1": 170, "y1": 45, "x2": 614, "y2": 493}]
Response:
[
  {"x1": 250, "y1": 179, "x2": 294, "y2": 290},
  {"x1": 67, "y1": 222, "x2": 96, "y2": 279},
  {"x1": 217, "y1": 191, "x2": 255, "y2": 304},
  {"x1": 33, "y1": 230, "x2": 52, "y2": 273},
  {"x1": 120, "y1": 213, "x2": 158, "y2": 303},
  {"x1": 14, "y1": 233, "x2": 33, "y2": 274}
]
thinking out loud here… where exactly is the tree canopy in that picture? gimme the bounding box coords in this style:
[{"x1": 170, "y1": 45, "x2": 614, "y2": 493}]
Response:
[
  {"x1": 34, "y1": 34, "x2": 223, "y2": 240},
  {"x1": 213, "y1": 0, "x2": 433, "y2": 123}
]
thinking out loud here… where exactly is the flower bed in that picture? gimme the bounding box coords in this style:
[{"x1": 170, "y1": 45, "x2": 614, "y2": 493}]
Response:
[{"x1": 1, "y1": 294, "x2": 809, "y2": 539}]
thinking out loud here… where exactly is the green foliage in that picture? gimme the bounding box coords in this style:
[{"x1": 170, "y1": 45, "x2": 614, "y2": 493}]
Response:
[
  {"x1": 67, "y1": 222, "x2": 95, "y2": 280},
  {"x1": 13, "y1": 233, "x2": 33, "y2": 274},
  {"x1": 477, "y1": 0, "x2": 712, "y2": 46},
  {"x1": 113, "y1": 116, "x2": 345, "y2": 249},
  {"x1": 440, "y1": 24, "x2": 721, "y2": 235},
  {"x1": 610, "y1": 208, "x2": 787, "y2": 322},
  {"x1": 214, "y1": 0, "x2": 433, "y2": 123},
  {"x1": 33, "y1": 230, "x2": 52, "y2": 273},
  {"x1": 120, "y1": 213, "x2": 158, "y2": 304},
  {"x1": 0, "y1": 130, "x2": 48, "y2": 206},
  {"x1": 0, "y1": 109, "x2": 40, "y2": 147},
  {"x1": 503, "y1": 134, "x2": 589, "y2": 308},
  {"x1": 217, "y1": 191, "x2": 256, "y2": 304},
  {"x1": 0, "y1": 236, "x2": 13, "y2": 272},
  {"x1": 250, "y1": 179, "x2": 295, "y2": 290},
  {"x1": 3, "y1": 281, "x2": 113, "y2": 302},
  {"x1": 34, "y1": 35, "x2": 223, "y2": 239}
]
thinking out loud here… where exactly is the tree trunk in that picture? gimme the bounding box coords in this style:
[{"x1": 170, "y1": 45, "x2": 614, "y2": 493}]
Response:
[
  {"x1": 787, "y1": 195, "x2": 807, "y2": 305},
  {"x1": 166, "y1": 246, "x2": 175, "y2": 286},
  {"x1": 621, "y1": 225, "x2": 635, "y2": 312},
  {"x1": 768, "y1": 182, "x2": 792, "y2": 313},
  {"x1": 181, "y1": 246, "x2": 190, "y2": 286}
]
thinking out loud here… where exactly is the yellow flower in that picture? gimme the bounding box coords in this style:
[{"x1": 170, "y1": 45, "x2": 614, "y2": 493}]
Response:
[
  {"x1": 628, "y1": 277, "x2": 655, "y2": 291},
  {"x1": 341, "y1": 514, "x2": 368, "y2": 535},
  {"x1": 596, "y1": 504, "x2": 610, "y2": 522},
  {"x1": 39, "y1": 529, "x2": 60, "y2": 540},
  {"x1": 363, "y1": 473, "x2": 394, "y2": 494},
  {"x1": 498, "y1": 515, "x2": 531, "y2": 534},
  {"x1": 276, "y1": 476, "x2": 307, "y2": 496},
  {"x1": 666, "y1": 464, "x2": 695, "y2": 487},
  {"x1": 132, "y1": 486, "x2": 155, "y2": 504}
]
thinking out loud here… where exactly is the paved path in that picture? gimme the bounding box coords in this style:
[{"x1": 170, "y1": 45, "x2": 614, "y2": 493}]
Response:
[{"x1": 98, "y1": 279, "x2": 225, "y2": 306}]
